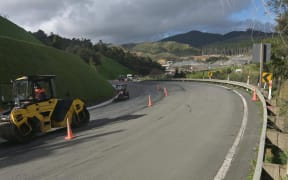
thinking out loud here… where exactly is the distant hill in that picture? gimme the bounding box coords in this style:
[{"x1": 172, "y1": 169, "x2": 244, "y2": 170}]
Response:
[
  {"x1": 160, "y1": 29, "x2": 274, "y2": 48},
  {"x1": 122, "y1": 41, "x2": 201, "y2": 61},
  {"x1": 123, "y1": 29, "x2": 274, "y2": 61},
  {"x1": 160, "y1": 30, "x2": 222, "y2": 48},
  {"x1": 0, "y1": 16, "x2": 114, "y2": 105}
]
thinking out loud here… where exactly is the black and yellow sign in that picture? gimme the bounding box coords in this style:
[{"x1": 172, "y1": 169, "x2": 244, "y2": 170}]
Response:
[
  {"x1": 262, "y1": 72, "x2": 272, "y2": 83},
  {"x1": 208, "y1": 71, "x2": 213, "y2": 78}
]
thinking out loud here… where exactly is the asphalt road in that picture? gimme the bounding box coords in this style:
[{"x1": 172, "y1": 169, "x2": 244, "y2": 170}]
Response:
[{"x1": 0, "y1": 81, "x2": 261, "y2": 180}]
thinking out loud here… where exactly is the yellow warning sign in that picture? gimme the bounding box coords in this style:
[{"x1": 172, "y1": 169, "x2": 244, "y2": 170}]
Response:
[
  {"x1": 208, "y1": 71, "x2": 213, "y2": 78},
  {"x1": 262, "y1": 72, "x2": 272, "y2": 83}
]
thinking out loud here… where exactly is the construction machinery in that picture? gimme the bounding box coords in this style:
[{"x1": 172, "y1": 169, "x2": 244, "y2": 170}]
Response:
[
  {"x1": 113, "y1": 83, "x2": 130, "y2": 101},
  {"x1": 0, "y1": 75, "x2": 90, "y2": 143}
]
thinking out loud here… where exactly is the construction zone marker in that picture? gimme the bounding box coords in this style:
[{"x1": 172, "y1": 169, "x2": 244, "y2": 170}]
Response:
[
  {"x1": 65, "y1": 117, "x2": 75, "y2": 140},
  {"x1": 252, "y1": 87, "x2": 258, "y2": 101},
  {"x1": 148, "y1": 95, "x2": 153, "y2": 107}
]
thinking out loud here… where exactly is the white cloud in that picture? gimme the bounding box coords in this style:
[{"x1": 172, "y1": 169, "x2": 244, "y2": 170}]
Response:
[{"x1": 0, "y1": 0, "x2": 275, "y2": 44}]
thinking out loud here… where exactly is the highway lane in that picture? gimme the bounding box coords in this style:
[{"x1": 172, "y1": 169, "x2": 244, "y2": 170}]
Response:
[{"x1": 0, "y1": 81, "x2": 262, "y2": 180}]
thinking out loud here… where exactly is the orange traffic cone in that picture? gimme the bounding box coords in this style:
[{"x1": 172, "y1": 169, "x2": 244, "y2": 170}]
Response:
[
  {"x1": 65, "y1": 117, "x2": 75, "y2": 140},
  {"x1": 252, "y1": 87, "x2": 258, "y2": 101},
  {"x1": 163, "y1": 87, "x2": 168, "y2": 97},
  {"x1": 148, "y1": 95, "x2": 153, "y2": 107}
]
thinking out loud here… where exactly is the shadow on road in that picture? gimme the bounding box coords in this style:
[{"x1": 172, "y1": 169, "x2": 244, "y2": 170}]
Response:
[{"x1": 0, "y1": 114, "x2": 146, "y2": 170}]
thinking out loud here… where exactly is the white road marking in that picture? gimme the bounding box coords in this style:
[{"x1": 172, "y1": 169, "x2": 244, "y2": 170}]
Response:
[{"x1": 214, "y1": 90, "x2": 248, "y2": 180}]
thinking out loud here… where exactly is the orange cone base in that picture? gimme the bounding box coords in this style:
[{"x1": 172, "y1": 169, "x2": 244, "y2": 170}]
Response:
[
  {"x1": 252, "y1": 96, "x2": 257, "y2": 101},
  {"x1": 65, "y1": 134, "x2": 75, "y2": 140}
]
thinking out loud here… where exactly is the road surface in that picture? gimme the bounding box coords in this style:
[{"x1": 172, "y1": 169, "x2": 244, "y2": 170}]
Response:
[{"x1": 0, "y1": 81, "x2": 262, "y2": 180}]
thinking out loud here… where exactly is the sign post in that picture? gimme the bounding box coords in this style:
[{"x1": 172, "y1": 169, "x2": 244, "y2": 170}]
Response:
[
  {"x1": 253, "y1": 43, "x2": 271, "y2": 87},
  {"x1": 259, "y1": 44, "x2": 263, "y2": 87},
  {"x1": 208, "y1": 72, "x2": 213, "y2": 79}
]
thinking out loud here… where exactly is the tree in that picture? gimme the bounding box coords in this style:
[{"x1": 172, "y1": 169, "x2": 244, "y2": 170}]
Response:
[
  {"x1": 268, "y1": 0, "x2": 288, "y2": 34},
  {"x1": 267, "y1": 0, "x2": 288, "y2": 88}
]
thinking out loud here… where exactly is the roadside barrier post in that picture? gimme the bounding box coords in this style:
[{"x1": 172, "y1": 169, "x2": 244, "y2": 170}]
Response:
[
  {"x1": 247, "y1": 75, "x2": 250, "y2": 85},
  {"x1": 268, "y1": 80, "x2": 272, "y2": 100}
]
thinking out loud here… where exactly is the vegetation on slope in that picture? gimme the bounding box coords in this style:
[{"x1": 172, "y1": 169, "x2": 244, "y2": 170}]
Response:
[
  {"x1": 0, "y1": 16, "x2": 117, "y2": 105},
  {"x1": 0, "y1": 36, "x2": 114, "y2": 105},
  {"x1": 160, "y1": 30, "x2": 222, "y2": 48},
  {"x1": 161, "y1": 29, "x2": 274, "y2": 48},
  {"x1": 96, "y1": 56, "x2": 134, "y2": 79},
  {"x1": 33, "y1": 30, "x2": 164, "y2": 76},
  {"x1": 158, "y1": 29, "x2": 274, "y2": 57},
  {"x1": 122, "y1": 41, "x2": 201, "y2": 62},
  {"x1": 131, "y1": 41, "x2": 200, "y2": 56}
]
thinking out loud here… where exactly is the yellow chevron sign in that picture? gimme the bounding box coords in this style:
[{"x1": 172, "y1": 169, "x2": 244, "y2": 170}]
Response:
[
  {"x1": 208, "y1": 71, "x2": 213, "y2": 78},
  {"x1": 262, "y1": 72, "x2": 272, "y2": 83}
]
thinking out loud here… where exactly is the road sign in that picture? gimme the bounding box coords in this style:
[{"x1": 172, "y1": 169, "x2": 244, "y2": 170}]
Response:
[
  {"x1": 208, "y1": 71, "x2": 213, "y2": 78},
  {"x1": 262, "y1": 72, "x2": 272, "y2": 83}
]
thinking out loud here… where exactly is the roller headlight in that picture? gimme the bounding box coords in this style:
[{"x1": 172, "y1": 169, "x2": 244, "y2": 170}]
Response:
[{"x1": 0, "y1": 115, "x2": 10, "y2": 121}]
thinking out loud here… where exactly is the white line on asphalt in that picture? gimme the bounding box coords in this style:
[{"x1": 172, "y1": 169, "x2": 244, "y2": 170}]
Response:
[{"x1": 214, "y1": 90, "x2": 248, "y2": 180}]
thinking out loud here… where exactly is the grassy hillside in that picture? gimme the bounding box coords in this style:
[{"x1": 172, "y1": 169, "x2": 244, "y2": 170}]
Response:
[
  {"x1": 0, "y1": 36, "x2": 115, "y2": 105},
  {"x1": 0, "y1": 16, "x2": 41, "y2": 44},
  {"x1": 96, "y1": 56, "x2": 134, "y2": 79},
  {"x1": 0, "y1": 16, "x2": 117, "y2": 105}
]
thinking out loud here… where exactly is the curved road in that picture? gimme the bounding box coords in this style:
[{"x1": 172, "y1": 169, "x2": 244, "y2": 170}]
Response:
[{"x1": 0, "y1": 81, "x2": 262, "y2": 180}]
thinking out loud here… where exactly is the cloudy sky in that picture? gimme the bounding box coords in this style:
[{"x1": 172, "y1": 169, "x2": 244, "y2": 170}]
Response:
[{"x1": 0, "y1": 0, "x2": 275, "y2": 44}]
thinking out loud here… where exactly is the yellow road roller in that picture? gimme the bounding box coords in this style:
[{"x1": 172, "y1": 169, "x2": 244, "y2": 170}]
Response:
[{"x1": 0, "y1": 75, "x2": 89, "y2": 143}]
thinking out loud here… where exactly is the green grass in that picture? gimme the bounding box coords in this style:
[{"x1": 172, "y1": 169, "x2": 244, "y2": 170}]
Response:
[
  {"x1": 96, "y1": 56, "x2": 134, "y2": 79},
  {"x1": 186, "y1": 64, "x2": 260, "y2": 84},
  {"x1": 264, "y1": 146, "x2": 287, "y2": 165},
  {"x1": 0, "y1": 37, "x2": 115, "y2": 105},
  {"x1": 247, "y1": 159, "x2": 256, "y2": 180}
]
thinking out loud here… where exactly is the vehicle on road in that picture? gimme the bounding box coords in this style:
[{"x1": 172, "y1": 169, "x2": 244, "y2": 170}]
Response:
[
  {"x1": 0, "y1": 75, "x2": 90, "y2": 143},
  {"x1": 113, "y1": 83, "x2": 130, "y2": 101},
  {"x1": 126, "y1": 74, "x2": 133, "y2": 81}
]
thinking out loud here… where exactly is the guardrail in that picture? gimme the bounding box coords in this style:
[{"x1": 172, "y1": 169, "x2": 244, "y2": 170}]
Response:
[{"x1": 170, "y1": 78, "x2": 267, "y2": 180}]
